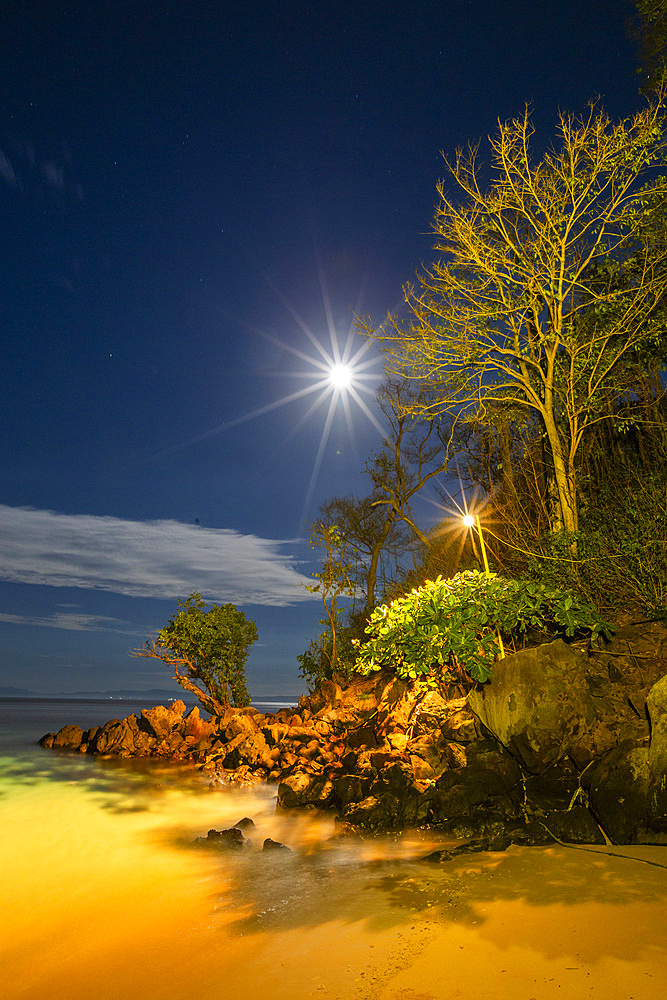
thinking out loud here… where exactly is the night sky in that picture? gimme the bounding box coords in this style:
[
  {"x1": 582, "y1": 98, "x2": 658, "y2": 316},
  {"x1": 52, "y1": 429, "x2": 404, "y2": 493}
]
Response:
[{"x1": 0, "y1": 1, "x2": 641, "y2": 698}]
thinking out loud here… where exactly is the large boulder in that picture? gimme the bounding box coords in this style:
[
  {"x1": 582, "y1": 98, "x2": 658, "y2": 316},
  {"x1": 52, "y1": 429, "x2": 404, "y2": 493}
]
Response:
[
  {"x1": 467, "y1": 640, "x2": 597, "y2": 772},
  {"x1": 277, "y1": 770, "x2": 335, "y2": 809},
  {"x1": 91, "y1": 715, "x2": 153, "y2": 755},
  {"x1": 224, "y1": 713, "x2": 259, "y2": 740},
  {"x1": 140, "y1": 705, "x2": 181, "y2": 739},
  {"x1": 584, "y1": 740, "x2": 651, "y2": 843},
  {"x1": 306, "y1": 678, "x2": 343, "y2": 715},
  {"x1": 222, "y1": 730, "x2": 269, "y2": 769},
  {"x1": 43, "y1": 724, "x2": 86, "y2": 750},
  {"x1": 427, "y1": 738, "x2": 522, "y2": 839}
]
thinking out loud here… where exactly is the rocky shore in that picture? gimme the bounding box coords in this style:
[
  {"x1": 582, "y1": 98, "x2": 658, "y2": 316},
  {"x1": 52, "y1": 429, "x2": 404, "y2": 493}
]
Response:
[{"x1": 41, "y1": 622, "x2": 667, "y2": 847}]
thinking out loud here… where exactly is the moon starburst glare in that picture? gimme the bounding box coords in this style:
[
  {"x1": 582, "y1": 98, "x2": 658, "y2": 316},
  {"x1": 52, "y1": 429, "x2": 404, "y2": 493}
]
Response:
[{"x1": 146, "y1": 277, "x2": 384, "y2": 521}]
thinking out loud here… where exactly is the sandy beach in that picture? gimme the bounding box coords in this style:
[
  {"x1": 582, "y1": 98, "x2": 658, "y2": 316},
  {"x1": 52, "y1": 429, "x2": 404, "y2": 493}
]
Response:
[{"x1": 2, "y1": 759, "x2": 666, "y2": 1000}]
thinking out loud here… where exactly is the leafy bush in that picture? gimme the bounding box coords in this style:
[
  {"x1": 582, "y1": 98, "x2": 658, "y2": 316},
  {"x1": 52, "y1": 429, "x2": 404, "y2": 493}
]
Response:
[
  {"x1": 352, "y1": 570, "x2": 612, "y2": 686},
  {"x1": 156, "y1": 592, "x2": 257, "y2": 708}
]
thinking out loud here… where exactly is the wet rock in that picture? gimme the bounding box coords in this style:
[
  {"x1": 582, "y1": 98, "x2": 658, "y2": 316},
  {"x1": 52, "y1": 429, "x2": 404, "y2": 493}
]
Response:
[
  {"x1": 332, "y1": 773, "x2": 373, "y2": 811},
  {"x1": 277, "y1": 771, "x2": 335, "y2": 809},
  {"x1": 340, "y1": 760, "x2": 431, "y2": 830},
  {"x1": 195, "y1": 827, "x2": 249, "y2": 850},
  {"x1": 584, "y1": 741, "x2": 651, "y2": 843},
  {"x1": 262, "y1": 838, "x2": 291, "y2": 852},
  {"x1": 341, "y1": 788, "x2": 429, "y2": 830},
  {"x1": 427, "y1": 739, "x2": 522, "y2": 838},
  {"x1": 46, "y1": 724, "x2": 86, "y2": 750},
  {"x1": 91, "y1": 715, "x2": 153, "y2": 756},
  {"x1": 421, "y1": 836, "x2": 514, "y2": 861},
  {"x1": 234, "y1": 817, "x2": 256, "y2": 831}
]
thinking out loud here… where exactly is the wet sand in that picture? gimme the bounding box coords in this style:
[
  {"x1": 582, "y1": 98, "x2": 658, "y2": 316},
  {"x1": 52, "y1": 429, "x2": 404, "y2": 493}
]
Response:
[{"x1": 1, "y1": 771, "x2": 666, "y2": 1000}]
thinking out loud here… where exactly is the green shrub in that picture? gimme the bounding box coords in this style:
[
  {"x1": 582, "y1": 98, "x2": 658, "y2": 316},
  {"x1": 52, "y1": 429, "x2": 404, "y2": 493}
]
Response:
[
  {"x1": 352, "y1": 570, "x2": 612, "y2": 686},
  {"x1": 156, "y1": 592, "x2": 257, "y2": 707}
]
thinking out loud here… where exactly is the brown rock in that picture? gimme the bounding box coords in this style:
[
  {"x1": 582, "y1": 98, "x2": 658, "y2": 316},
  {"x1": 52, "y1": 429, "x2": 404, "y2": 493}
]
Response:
[
  {"x1": 428, "y1": 739, "x2": 522, "y2": 838},
  {"x1": 140, "y1": 706, "x2": 178, "y2": 739},
  {"x1": 467, "y1": 640, "x2": 597, "y2": 773},
  {"x1": 195, "y1": 827, "x2": 248, "y2": 851},
  {"x1": 444, "y1": 742, "x2": 468, "y2": 770},
  {"x1": 277, "y1": 771, "x2": 334, "y2": 809},
  {"x1": 410, "y1": 754, "x2": 436, "y2": 781},
  {"x1": 387, "y1": 732, "x2": 408, "y2": 752},
  {"x1": 92, "y1": 716, "x2": 147, "y2": 755},
  {"x1": 223, "y1": 730, "x2": 269, "y2": 769},
  {"x1": 50, "y1": 724, "x2": 86, "y2": 750},
  {"x1": 225, "y1": 713, "x2": 259, "y2": 740}
]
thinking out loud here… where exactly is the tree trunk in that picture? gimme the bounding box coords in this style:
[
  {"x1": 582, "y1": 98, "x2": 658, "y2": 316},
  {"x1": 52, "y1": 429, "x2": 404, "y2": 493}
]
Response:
[
  {"x1": 366, "y1": 511, "x2": 396, "y2": 612},
  {"x1": 172, "y1": 665, "x2": 228, "y2": 717},
  {"x1": 543, "y1": 411, "x2": 578, "y2": 535}
]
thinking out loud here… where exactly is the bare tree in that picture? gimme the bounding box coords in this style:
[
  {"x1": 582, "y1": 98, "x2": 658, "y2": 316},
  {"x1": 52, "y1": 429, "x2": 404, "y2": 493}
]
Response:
[{"x1": 369, "y1": 94, "x2": 667, "y2": 541}]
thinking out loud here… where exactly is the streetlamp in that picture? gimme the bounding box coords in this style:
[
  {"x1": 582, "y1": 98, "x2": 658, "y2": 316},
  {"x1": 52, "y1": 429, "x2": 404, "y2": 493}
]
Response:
[
  {"x1": 462, "y1": 513, "x2": 493, "y2": 577},
  {"x1": 463, "y1": 512, "x2": 505, "y2": 659}
]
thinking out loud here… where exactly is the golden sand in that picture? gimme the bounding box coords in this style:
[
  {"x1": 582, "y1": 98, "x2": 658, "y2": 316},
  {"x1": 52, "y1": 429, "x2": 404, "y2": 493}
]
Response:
[{"x1": 1, "y1": 773, "x2": 665, "y2": 1000}]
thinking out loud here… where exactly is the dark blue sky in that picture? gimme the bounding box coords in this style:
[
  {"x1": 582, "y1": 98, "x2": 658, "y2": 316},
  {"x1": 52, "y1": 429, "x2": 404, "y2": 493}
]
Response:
[{"x1": 0, "y1": 0, "x2": 640, "y2": 697}]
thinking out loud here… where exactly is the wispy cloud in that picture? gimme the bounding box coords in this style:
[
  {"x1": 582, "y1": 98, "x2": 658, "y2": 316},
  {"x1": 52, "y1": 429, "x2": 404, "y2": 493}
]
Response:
[
  {"x1": 0, "y1": 609, "x2": 132, "y2": 632},
  {"x1": 0, "y1": 505, "x2": 314, "y2": 606}
]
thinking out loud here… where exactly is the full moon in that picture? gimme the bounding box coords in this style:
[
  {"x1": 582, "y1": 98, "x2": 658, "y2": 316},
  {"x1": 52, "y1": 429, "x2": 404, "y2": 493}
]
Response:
[{"x1": 328, "y1": 363, "x2": 353, "y2": 389}]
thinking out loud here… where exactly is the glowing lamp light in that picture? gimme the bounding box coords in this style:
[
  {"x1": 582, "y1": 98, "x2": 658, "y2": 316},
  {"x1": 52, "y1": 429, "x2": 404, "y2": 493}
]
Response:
[
  {"x1": 328, "y1": 363, "x2": 353, "y2": 389},
  {"x1": 462, "y1": 510, "x2": 505, "y2": 658}
]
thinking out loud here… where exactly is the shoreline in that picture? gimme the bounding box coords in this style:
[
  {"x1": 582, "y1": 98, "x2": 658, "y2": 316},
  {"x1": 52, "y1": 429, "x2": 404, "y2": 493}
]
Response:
[{"x1": 3, "y1": 701, "x2": 666, "y2": 1000}]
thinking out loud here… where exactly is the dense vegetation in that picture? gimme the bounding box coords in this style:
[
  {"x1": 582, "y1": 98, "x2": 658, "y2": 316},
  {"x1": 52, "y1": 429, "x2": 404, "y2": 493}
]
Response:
[
  {"x1": 135, "y1": 592, "x2": 257, "y2": 713},
  {"x1": 301, "y1": 18, "x2": 667, "y2": 690},
  {"x1": 353, "y1": 572, "x2": 611, "y2": 688}
]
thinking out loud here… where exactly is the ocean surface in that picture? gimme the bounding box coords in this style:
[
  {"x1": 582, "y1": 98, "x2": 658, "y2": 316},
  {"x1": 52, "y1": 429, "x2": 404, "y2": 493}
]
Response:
[
  {"x1": 2, "y1": 698, "x2": 667, "y2": 1000},
  {"x1": 0, "y1": 697, "x2": 453, "y2": 1000}
]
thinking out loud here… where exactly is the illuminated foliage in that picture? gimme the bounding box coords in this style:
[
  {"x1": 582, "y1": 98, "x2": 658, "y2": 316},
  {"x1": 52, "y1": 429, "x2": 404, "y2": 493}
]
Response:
[
  {"x1": 136, "y1": 591, "x2": 257, "y2": 712},
  {"x1": 369, "y1": 93, "x2": 667, "y2": 542},
  {"x1": 353, "y1": 571, "x2": 611, "y2": 687}
]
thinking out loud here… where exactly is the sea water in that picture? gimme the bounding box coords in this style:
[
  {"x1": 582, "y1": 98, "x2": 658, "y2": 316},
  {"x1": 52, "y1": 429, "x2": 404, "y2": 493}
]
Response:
[
  {"x1": 2, "y1": 699, "x2": 667, "y2": 1000},
  {"x1": 0, "y1": 698, "x2": 451, "y2": 1000}
]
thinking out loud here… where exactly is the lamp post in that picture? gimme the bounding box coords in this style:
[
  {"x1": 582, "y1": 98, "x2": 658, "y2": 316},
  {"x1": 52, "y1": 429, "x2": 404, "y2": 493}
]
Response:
[
  {"x1": 463, "y1": 513, "x2": 505, "y2": 659},
  {"x1": 463, "y1": 513, "x2": 492, "y2": 577}
]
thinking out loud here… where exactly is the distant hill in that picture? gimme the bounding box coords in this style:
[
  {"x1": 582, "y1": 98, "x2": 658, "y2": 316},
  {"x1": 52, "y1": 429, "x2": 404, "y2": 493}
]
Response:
[{"x1": 0, "y1": 685, "x2": 300, "y2": 707}]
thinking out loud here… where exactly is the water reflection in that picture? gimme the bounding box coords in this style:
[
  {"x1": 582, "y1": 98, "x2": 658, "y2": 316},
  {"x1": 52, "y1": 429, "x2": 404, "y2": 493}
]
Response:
[
  {"x1": 2, "y1": 699, "x2": 667, "y2": 999},
  {"x1": 1, "y1": 749, "x2": 666, "y2": 1000}
]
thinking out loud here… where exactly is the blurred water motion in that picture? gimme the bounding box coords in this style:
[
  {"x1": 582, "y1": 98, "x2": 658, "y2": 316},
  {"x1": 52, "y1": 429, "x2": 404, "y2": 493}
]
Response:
[
  {"x1": 0, "y1": 752, "x2": 453, "y2": 1000},
  {"x1": 2, "y1": 701, "x2": 666, "y2": 1000}
]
